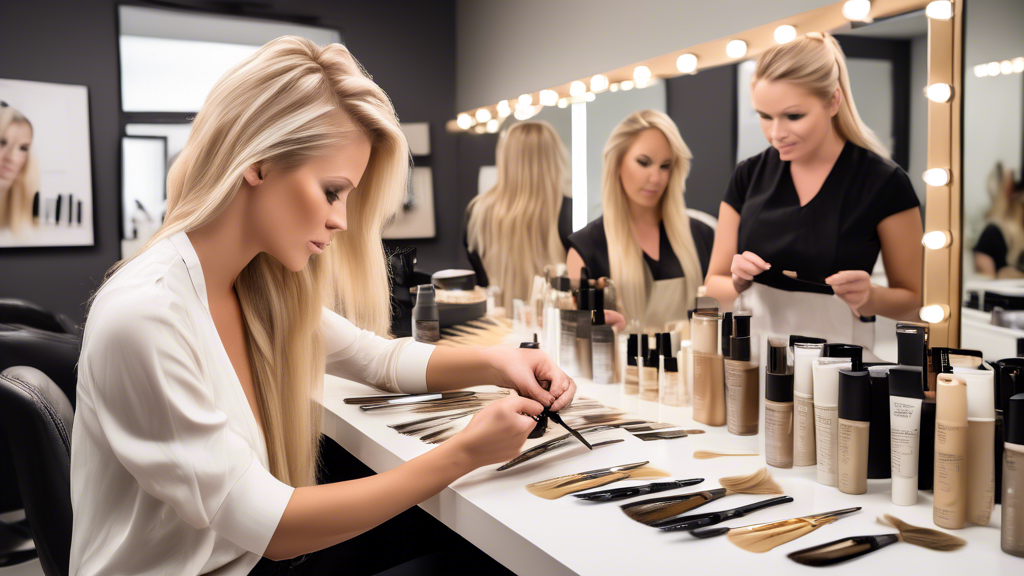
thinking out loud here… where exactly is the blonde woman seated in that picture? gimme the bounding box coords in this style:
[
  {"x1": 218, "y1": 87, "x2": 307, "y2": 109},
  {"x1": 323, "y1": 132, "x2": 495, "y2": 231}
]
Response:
[
  {"x1": 464, "y1": 121, "x2": 572, "y2": 310},
  {"x1": 0, "y1": 103, "x2": 40, "y2": 233},
  {"x1": 70, "y1": 37, "x2": 574, "y2": 576},
  {"x1": 566, "y1": 110, "x2": 714, "y2": 329}
]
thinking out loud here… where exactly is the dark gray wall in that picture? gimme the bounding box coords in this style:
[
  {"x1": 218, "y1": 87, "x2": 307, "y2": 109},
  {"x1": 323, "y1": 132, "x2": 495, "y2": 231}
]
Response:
[
  {"x1": 666, "y1": 64, "x2": 738, "y2": 217},
  {"x1": 0, "y1": 0, "x2": 459, "y2": 326}
]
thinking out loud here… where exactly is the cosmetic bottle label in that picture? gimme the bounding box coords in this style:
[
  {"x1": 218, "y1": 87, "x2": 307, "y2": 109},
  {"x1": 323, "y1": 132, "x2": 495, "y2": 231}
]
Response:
[
  {"x1": 765, "y1": 401, "x2": 794, "y2": 468},
  {"x1": 794, "y1": 393, "x2": 816, "y2": 466},
  {"x1": 934, "y1": 421, "x2": 968, "y2": 528},
  {"x1": 815, "y1": 404, "x2": 839, "y2": 485},
  {"x1": 838, "y1": 419, "x2": 869, "y2": 494},
  {"x1": 412, "y1": 320, "x2": 439, "y2": 343},
  {"x1": 725, "y1": 361, "x2": 759, "y2": 436}
]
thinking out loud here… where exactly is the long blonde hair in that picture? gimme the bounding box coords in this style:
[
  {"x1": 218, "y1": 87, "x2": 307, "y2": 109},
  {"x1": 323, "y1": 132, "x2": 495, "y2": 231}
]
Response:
[
  {"x1": 0, "y1": 106, "x2": 40, "y2": 233},
  {"x1": 753, "y1": 32, "x2": 890, "y2": 159},
  {"x1": 985, "y1": 162, "x2": 1024, "y2": 266},
  {"x1": 602, "y1": 110, "x2": 703, "y2": 324},
  {"x1": 98, "y1": 37, "x2": 408, "y2": 487},
  {"x1": 466, "y1": 121, "x2": 569, "y2": 309}
]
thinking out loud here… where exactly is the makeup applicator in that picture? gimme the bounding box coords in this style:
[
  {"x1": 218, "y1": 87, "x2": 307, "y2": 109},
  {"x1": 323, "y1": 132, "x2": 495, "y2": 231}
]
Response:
[
  {"x1": 621, "y1": 468, "x2": 783, "y2": 526},
  {"x1": 787, "y1": 514, "x2": 965, "y2": 566}
]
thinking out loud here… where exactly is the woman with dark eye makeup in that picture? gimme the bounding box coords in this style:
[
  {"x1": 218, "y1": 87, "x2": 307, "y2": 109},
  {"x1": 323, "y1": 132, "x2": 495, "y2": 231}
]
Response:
[{"x1": 704, "y1": 32, "x2": 923, "y2": 349}]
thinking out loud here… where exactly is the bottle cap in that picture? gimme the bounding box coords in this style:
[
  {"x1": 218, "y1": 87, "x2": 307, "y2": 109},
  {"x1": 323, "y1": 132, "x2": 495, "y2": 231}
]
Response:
[
  {"x1": 838, "y1": 369, "x2": 871, "y2": 421},
  {"x1": 895, "y1": 321, "x2": 928, "y2": 368},
  {"x1": 824, "y1": 343, "x2": 863, "y2": 371},
  {"x1": 936, "y1": 374, "x2": 968, "y2": 424},
  {"x1": 721, "y1": 312, "x2": 733, "y2": 359},
  {"x1": 627, "y1": 333, "x2": 638, "y2": 367},
  {"x1": 578, "y1": 287, "x2": 591, "y2": 311},
  {"x1": 812, "y1": 358, "x2": 851, "y2": 405},
  {"x1": 995, "y1": 358, "x2": 1024, "y2": 413},
  {"x1": 660, "y1": 333, "x2": 678, "y2": 372},
  {"x1": 790, "y1": 335, "x2": 828, "y2": 347},
  {"x1": 766, "y1": 370, "x2": 793, "y2": 403},
  {"x1": 766, "y1": 337, "x2": 789, "y2": 376},
  {"x1": 641, "y1": 333, "x2": 660, "y2": 368},
  {"x1": 730, "y1": 312, "x2": 752, "y2": 362},
  {"x1": 953, "y1": 366, "x2": 996, "y2": 420},
  {"x1": 1008, "y1": 392, "x2": 1024, "y2": 445},
  {"x1": 888, "y1": 366, "x2": 925, "y2": 400},
  {"x1": 415, "y1": 284, "x2": 435, "y2": 306}
]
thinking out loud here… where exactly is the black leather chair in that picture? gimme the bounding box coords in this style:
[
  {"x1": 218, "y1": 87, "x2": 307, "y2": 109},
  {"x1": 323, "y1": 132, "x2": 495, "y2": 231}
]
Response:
[
  {"x1": 0, "y1": 366, "x2": 74, "y2": 576},
  {"x1": 0, "y1": 299, "x2": 77, "y2": 336}
]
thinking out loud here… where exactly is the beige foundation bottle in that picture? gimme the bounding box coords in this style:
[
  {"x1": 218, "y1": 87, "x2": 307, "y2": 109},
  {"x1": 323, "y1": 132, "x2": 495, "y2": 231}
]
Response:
[
  {"x1": 1003, "y1": 393, "x2": 1024, "y2": 557},
  {"x1": 724, "y1": 312, "x2": 758, "y2": 436},
  {"x1": 692, "y1": 311, "x2": 725, "y2": 426},
  {"x1": 837, "y1": 368, "x2": 871, "y2": 495},
  {"x1": 934, "y1": 373, "x2": 969, "y2": 529},
  {"x1": 764, "y1": 338, "x2": 794, "y2": 468}
]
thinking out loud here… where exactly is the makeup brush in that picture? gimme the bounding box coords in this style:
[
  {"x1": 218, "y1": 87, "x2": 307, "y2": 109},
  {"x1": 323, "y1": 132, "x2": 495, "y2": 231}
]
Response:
[
  {"x1": 787, "y1": 514, "x2": 966, "y2": 567},
  {"x1": 572, "y1": 478, "x2": 705, "y2": 502},
  {"x1": 526, "y1": 462, "x2": 670, "y2": 500},
  {"x1": 692, "y1": 450, "x2": 759, "y2": 459},
  {"x1": 633, "y1": 429, "x2": 692, "y2": 441},
  {"x1": 621, "y1": 468, "x2": 782, "y2": 526},
  {"x1": 654, "y1": 496, "x2": 794, "y2": 531},
  {"x1": 688, "y1": 507, "x2": 859, "y2": 544},
  {"x1": 497, "y1": 426, "x2": 621, "y2": 470}
]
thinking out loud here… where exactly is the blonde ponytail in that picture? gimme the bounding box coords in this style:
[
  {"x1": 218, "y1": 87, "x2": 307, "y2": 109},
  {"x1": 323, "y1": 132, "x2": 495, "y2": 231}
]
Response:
[{"x1": 754, "y1": 32, "x2": 890, "y2": 159}]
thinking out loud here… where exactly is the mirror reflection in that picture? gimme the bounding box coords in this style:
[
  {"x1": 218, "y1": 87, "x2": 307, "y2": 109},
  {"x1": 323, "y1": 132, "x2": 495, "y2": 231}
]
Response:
[{"x1": 960, "y1": 0, "x2": 1024, "y2": 360}]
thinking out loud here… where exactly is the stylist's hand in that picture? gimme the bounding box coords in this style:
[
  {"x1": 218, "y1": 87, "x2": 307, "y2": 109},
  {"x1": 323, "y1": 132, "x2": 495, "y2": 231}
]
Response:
[
  {"x1": 450, "y1": 395, "x2": 544, "y2": 467},
  {"x1": 484, "y1": 347, "x2": 577, "y2": 412},
  {"x1": 826, "y1": 270, "x2": 873, "y2": 316},
  {"x1": 731, "y1": 251, "x2": 771, "y2": 294}
]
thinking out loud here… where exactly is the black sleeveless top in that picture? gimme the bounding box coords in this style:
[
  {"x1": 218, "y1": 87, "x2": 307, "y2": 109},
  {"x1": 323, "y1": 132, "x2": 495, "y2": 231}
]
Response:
[
  {"x1": 723, "y1": 142, "x2": 920, "y2": 294},
  {"x1": 463, "y1": 196, "x2": 573, "y2": 288},
  {"x1": 566, "y1": 216, "x2": 714, "y2": 281}
]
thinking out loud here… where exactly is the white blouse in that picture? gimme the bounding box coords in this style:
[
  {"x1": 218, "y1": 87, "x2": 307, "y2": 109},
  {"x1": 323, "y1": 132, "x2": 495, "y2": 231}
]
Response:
[{"x1": 69, "y1": 232, "x2": 435, "y2": 576}]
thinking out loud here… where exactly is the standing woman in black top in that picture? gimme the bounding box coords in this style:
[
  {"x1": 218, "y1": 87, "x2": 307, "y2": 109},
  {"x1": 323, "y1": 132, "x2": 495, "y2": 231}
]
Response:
[
  {"x1": 567, "y1": 110, "x2": 714, "y2": 330},
  {"x1": 465, "y1": 121, "x2": 572, "y2": 310},
  {"x1": 704, "y1": 32, "x2": 922, "y2": 348}
]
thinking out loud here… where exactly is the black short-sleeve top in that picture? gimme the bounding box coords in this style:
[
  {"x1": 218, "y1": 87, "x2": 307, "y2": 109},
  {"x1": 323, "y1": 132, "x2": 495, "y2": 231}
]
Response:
[
  {"x1": 566, "y1": 216, "x2": 715, "y2": 281},
  {"x1": 723, "y1": 141, "x2": 920, "y2": 294},
  {"x1": 463, "y1": 196, "x2": 573, "y2": 287},
  {"x1": 973, "y1": 224, "x2": 1008, "y2": 270}
]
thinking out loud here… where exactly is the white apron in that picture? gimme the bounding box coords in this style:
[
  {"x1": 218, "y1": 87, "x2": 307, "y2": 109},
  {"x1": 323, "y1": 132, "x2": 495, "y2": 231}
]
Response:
[
  {"x1": 641, "y1": 266, "x2": 690, "y2": 332},
  {"x1": 736, "y1": 282, "x2": 877, "y2": 356}
]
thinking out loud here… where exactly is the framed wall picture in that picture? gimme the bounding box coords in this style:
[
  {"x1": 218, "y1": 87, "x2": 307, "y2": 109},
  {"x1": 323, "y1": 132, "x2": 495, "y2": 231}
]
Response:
[{"x1": 0, "y1": 77, "x2": 93, "y2": 247}]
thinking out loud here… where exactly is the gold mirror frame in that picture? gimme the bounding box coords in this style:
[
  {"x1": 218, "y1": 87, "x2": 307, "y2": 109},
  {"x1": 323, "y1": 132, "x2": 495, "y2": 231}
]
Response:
[{"x1": 449, "y1": 0, "x2": 963, "y2": 345}]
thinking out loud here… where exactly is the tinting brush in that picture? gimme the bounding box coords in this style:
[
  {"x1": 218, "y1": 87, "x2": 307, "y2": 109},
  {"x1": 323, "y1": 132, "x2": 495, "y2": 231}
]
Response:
[
  {"x1": 787, "y1": 514, "x2": 965, "y2": 566},
  {"x1": 572, "y1": 478, "x2": 705, "y2": 502},
  {"x1": 654, "y1": 496, "x2": 794, "y2": 531},
  {"x1": 526, "y1": 462, "x2": 670, "y2": 500},
  {"x1": 688, "y1": 507, "x2": 860, "y2": 553},
  {"x1": 621, "y1": 468, "x2": 782, "y2": 526}
]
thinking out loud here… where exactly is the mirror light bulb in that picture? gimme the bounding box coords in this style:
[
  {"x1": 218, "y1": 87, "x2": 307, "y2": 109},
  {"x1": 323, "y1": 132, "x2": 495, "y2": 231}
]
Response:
[
  {"x1": 1014, "y1": 57, "x2": 1024, "y2": 73},
  {"x1": 590, "y1": 75, "x2": 609, "y2": 92},
  {"x1": 569, "y1": 81, "x2": 587, "y2": 97},
  {"x1": 518, "y1": 94, "x2": 533, "y2": 107},
  {"x1": 676, "y1": 53, "x2": 698, "y2": 74},
  {"x1": 496, "y1": 100, "x2": 511, "y2": 118},
  {"x1": 557, "y1": 98, "x2": 569, "y2": 108},
  {"x1": 1001, "y1": 60, "x2": 1013, "y2": 75},
  {"x1": 584, "y1": 92, "x2": 596, "y2": 102},
  {"x1": 456, "y1": 114, "x2": 473, "y2": 130},
  {"x1": 843, "y1": 0, "x2": 872, "y2": 21},
  {"x1": 922, "y1": 230, "x2": 952, "y2": 250},
  {"x1": 925, "y1": 83, "x2": 953, "y2": 103},
  {"x1": 726, "y1": 40, "x2": 748, "y2": 59},
  {"x1": 475, "y1": 108, "x2": 491, "y2": 123},
  {"x1": 620, "y1": 80, "x2": 635, "y2": 91},
  {"x1": 925, "y1": 1, "x2": 952, "y2": 20},
  {"x1": 774, "y1": 25, "x2": 797, "y2": 44},
  {"x1": 923, "y1": 168, "x2": 951, "y2": 186},
  {"x1": 974, "y1": 64, "x2": 989, "y2": 78},
  {"x1": 987, "y1": 62, "x2": 1001, "y2": 76},
  {"x1": 633, "y1": 66, "x2": 652, "y2": 82},
  {"x1": 539, "y1": 90, "x2": 559, "y2": 106},
  {"x1": 919, "y1": 304, "x2": 949, "y2": 324},
  {"x1": 485, "y1": 119, "x2": 499, "y2": 133}
]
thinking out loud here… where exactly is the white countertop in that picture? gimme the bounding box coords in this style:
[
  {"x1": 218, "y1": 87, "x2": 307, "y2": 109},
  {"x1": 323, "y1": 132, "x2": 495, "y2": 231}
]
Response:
[{"x1": 321, "y1": 374, "x2": 1024, "y2": 575}]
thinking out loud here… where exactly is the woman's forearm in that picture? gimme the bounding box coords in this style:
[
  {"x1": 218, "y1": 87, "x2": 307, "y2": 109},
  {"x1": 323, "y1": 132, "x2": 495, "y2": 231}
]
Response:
[
  {"x1": 264, "y1": 440, "x2": 473, "y2": 560},
  {"x1": 424, "y1": 346, "x2": 503, "y2": 392},
  {"x1": 857, "y1": 285, "x2": 921, "y2": 321},
  {"x1": 703, "y1": 274, "x2": 741, "y2": 312}
]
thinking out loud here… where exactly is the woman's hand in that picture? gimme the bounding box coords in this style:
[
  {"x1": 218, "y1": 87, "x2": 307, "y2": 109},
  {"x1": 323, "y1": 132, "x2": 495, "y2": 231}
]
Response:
[
  {"x1": 603, "y1": 310, "x2": 627, "y2": 331},
  {"x1": 483, "y1": 347, "x2": 577, "y2": 411},
  {"x1": 450, "y1": 395, "x2": 544, "y2": 467},
  {"x1": 730, "y1": 251, "x2": 771, "y2": 294},
  {"x1": 825, "y1": 270, "x2": 873, "y2": 316}
]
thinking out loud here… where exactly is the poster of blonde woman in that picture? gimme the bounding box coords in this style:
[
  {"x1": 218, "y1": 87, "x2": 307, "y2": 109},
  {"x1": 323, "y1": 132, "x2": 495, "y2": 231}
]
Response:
[{"x1": 0, "y1": 77, "x2": 92, "y2": 247}]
